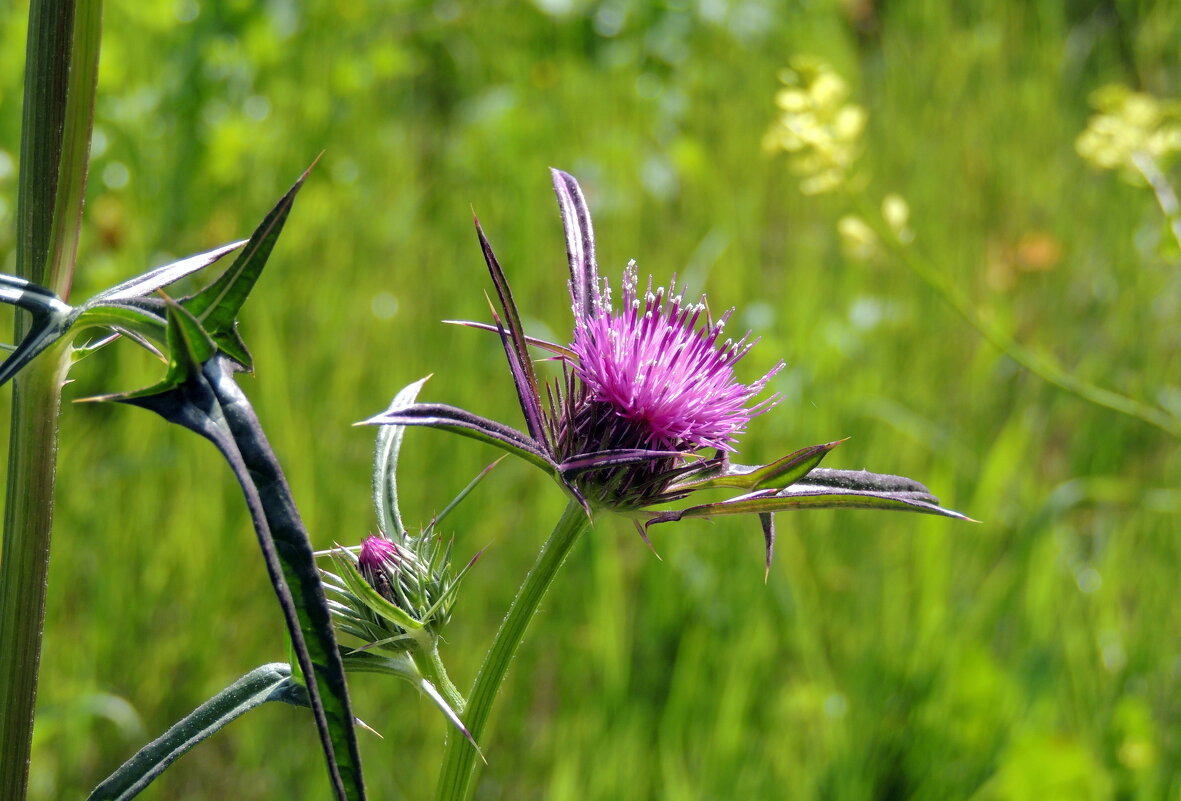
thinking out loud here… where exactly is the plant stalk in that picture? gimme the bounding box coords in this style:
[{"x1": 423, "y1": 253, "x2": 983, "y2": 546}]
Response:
[
  {"x1": 0, "y1": 0, "x2": 101, "y2": 797},
  {"x1": 412, "y1": 642, "x2": 465, "y2": 714},
  {"x1": 434, "y1": 500, "x2": 591, "y2": 801}
]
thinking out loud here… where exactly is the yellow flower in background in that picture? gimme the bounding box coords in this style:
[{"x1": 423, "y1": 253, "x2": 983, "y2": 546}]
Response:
[
  {"x1": 1076, "y1": 84, "x2": 1181, "y2": 180},
  {"x1": 763, "y1": 56, "x2": 866, "y2": 194}
]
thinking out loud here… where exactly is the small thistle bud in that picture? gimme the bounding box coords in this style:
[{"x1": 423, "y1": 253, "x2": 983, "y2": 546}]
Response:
[
  {"x1": 358, "y1": 535, "x2": 412, "y2": 604},
  {"x1": 323, "y1": 531, "x2": 467, "y2": 655}
]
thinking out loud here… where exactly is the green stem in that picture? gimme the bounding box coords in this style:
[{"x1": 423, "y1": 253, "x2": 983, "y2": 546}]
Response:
[
  {"x1": 0, "y1": 345, "x2": 71, "y2": 801},
  {"x1": 412, "y1": 642, "x2": 465, "y2": 714},
  {"x1": 434, "y1": 500, "x2": 591, "y2": 801},
  {"x1": 0, "y1": 0, "x2": 101, "y2": 798}
]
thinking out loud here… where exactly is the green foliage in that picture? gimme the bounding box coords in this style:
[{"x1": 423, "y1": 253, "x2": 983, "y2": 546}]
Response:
[{"x1": 1, "y1": 0, "x2": 1179, "y2": 799}]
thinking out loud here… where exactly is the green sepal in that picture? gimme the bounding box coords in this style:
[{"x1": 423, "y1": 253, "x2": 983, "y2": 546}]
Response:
[
  {"x1": 181, "y1": 158, "x2": 320, "y2": 370},
  {"x1": 86, "y1": 664, "x2": 303, "y2": 801},
  {"x1": 426, "y1": 458, "x2": 503, "y2": 533},
  {"x1": 330, "y1": 548, "x2": 425, "y2": 633}
]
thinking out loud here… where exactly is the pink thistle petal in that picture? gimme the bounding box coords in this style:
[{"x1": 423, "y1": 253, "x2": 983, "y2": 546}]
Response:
[{"x1": 570, "y1": 261, "x2": 783, "y2": 453}]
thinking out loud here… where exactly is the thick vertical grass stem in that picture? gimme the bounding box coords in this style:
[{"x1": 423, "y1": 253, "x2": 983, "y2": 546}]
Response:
[
  {"x1": 1, "y1": 0, "x2": 101, "y2": 797},
  {"x1": 0, "y1": 350, "x2": 69, "y2": 801},
  {"x1": 434, "y1": 500, "x2": 591, "y2": 801}
]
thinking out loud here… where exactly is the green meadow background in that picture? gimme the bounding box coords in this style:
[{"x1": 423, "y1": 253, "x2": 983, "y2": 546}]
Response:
[{"x1": 2, "y1": 0, "x2": 1180, "y2": 798}]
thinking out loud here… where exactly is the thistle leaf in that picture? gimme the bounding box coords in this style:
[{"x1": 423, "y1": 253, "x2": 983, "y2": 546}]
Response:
[
  {"x1": 85, "y1": 240, "x2": 246, "y2": 304},
  {"x1": 0, "y1": 275, "x2": 77, "y2": 387},
  {"x1": 645, "y1": 482, "x2": 973, "y2": 525},
  {"x1": 668, "y1": 441, "x2": 843, "y2": 493},
  {"x1": 373, "y1": 376, "x2": 431, "y2": 539},
  {"x1": 87, "y1": 664, "x2": 301, "y2": 801},
  {"x1": 181, "y1": 157, "x2": 320, "y2": 370},
  {"x1": 106, "y1": 355, "x2": 365, "y2": 801},
  {"x1": 360, "y1": 402, "x2": 557, "y2": 475},
  {"x1": 83, "y1": 298, "x2": 214, "y2": 403}
]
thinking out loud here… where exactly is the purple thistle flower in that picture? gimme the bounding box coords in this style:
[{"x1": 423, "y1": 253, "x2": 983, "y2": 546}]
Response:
[
  {"x1": 363, "y1": 170, "x2": 969, "y2": 570},
  {"x1": 357, "y1": 535, "x2": 406, "y2": 603},
  {"x1": 570, "y1": 263, "x2": 782, "y2": 454}
]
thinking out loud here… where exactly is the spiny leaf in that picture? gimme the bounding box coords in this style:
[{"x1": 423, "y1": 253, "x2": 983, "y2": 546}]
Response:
[
  {"x1": 86, "y1": 240, "x2": 246, "y2": 304},
  {"x1": 668, "y1": 441, "x2": 843, "y2": 493},
  {"x1": 0, "y1": 275, "x2": 77, "y2": 387},
  {"x1": 83, "y1": 297, "x2": 214, "y2": 403},
  {"x1": 106, "y1": 356, "x2": 365, "y2": 801},
  {"x1": 182, "y1": 157, "x2": 320, "y2": 370},
  {"x1": 645, "y1": 483, "x2": 973, "y2": 525}
]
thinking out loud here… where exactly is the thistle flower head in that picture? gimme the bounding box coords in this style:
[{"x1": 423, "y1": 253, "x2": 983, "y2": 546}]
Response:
[
  {"x1": 556, "y1": 259, "x2": 783, "y2": 509},
  {"x1": 570, "y1": 261, "x2": 781, "y2": 454},
  {"x1": 362, "y1": 169, "x2": 969, "y2": 571},
  {"x1": 358, "y1": 535, "x2": 425, "y2": 605},
  {"x1": 323, "y1": 531, "x2": 461, "y2": 653}
]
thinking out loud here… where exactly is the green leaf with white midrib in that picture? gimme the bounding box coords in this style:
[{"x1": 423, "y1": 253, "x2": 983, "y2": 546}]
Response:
[
  {"x1": 100, "y1": 303, "x2": 366, "y2": 801},
  {"x1": 87, "y1": 664, "x2": 303, "y2": 801},
  {"x1": 373, "y1": 377, "x2": 431, "y2": 539}
]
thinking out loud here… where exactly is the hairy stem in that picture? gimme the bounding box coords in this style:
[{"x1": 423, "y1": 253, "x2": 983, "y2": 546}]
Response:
[
  {"x1": 412, "y1": 643, "x2": 465, "y2": 715},
  {"x1": 434, "y1": 500, "x2": 591, "y2": 801}
]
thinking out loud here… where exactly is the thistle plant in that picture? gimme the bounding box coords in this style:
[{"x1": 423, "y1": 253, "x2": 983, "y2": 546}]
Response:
[{"x1": 364, "y1": 168, "x2": 968, "y2": 801}]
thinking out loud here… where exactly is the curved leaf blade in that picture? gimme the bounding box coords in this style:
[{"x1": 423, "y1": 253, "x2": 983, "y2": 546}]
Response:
[
  {"x1": 668, "y1": 441, "x2": 843, "y2": 493},
  {"x1": 109, "y1": 355, "x2": 365, "y2": 801},
  {"x1": 87, "y1": 664, "x2": 299, "y2": 801},
  {"x1": 0, "y1": 275, "x2": 78, "y2": 387},
  {"x1": 646, "y1": 484, "x2": 973, "y2": 525},
  {"x1": 86, "y1": 240, "x2": 247, "y2": 304},
  {"x1": 373, "y1": 377, "x2": 430, "y2": 539},
  {"x1": 360, "y1": 402, "x2": 556, "y2": 475}
]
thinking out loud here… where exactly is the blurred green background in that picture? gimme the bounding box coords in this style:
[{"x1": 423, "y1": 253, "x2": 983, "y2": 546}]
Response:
[{"x1": 2, "y1": 0, "x2": 1180, "y2": 798}]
